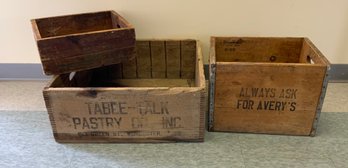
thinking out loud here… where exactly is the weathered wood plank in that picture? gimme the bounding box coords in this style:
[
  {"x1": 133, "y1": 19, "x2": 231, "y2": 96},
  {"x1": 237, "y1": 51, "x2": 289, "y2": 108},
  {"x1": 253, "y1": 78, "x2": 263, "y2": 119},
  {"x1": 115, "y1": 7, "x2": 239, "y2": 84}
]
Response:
[
  {"x1": 31, "y1": 10, "x2": 135, "y2": 75},
  {"x1": 150, "y1": 41, "x2": 166, "y2": 78},
  {"x1": 136, "y1": 41, "x2": 152, "y2": 78},
  {"x1": 166, "y1": 41, "x2": 181, "y2": 78},
  {"x1": 96, "y1": 79, "x2": 195, "y2": 87},
  {"x1": 215, "y1": 37, "x2": 303, "y2": 63},
  {"x1": 35, "y1": 11, "x2": 114, "y2": 38},
  {"x1": 181, "y1": 40, "x2": 196, "y2": 78}
]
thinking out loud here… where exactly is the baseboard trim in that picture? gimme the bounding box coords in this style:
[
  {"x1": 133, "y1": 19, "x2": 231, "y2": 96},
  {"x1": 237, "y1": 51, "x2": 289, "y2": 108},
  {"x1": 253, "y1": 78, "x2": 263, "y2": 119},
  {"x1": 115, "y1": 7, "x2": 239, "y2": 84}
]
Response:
[
  {"x1": 327, "y1": 64, "x2": 348, "y2": 82},
  {"x1": 1, "y1": 63, "x2": 347, "y2": 82},
  {"x1": 0, "y1": 63, "x2": 50, "y2": 80}
]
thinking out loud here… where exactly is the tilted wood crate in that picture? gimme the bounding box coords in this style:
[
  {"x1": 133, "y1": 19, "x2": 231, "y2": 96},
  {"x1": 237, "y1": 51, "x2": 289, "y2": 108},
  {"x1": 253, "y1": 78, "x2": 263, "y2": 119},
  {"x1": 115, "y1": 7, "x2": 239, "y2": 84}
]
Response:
[
  {"x1": 209, "y1": 37, "x2": 330, "y2": 136},
  {"x1": 44, "y1": 39, "x2": 206, "y2": 142},
  {"x1": 31, "y1": 10, "x2": 135, "y2": 75}
]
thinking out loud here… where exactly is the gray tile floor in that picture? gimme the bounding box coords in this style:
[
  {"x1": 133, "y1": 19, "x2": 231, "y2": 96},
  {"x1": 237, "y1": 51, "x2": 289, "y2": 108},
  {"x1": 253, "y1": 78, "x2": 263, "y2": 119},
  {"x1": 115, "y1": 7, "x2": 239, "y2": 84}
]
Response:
[{"x1": 0, "y1": 80, "x2": 347, "y2": 168}]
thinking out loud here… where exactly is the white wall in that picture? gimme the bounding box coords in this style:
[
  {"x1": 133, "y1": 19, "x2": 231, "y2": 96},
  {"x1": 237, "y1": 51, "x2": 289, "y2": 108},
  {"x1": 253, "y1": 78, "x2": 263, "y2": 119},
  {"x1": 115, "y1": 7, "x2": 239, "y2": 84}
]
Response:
[{"x1": 1, "y1": 0, "x2": 348, "y2": 64}]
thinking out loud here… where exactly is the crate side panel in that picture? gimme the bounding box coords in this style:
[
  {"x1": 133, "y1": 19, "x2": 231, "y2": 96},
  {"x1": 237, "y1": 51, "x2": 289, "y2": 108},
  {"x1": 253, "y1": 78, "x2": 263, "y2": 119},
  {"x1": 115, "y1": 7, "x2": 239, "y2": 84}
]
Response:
[
  {"x1": 300, "y1": 38, "x2": 331, "y2": 66},
  {"x1": 213, "y1": 63, "x2": 326, "y2": 135},
  {"x1": 36, "y1": 11, "x2": 113, "y2": 38},
  {"x1": 46, "y1": 88, "x2": 203, "y2": 142},
  {"x1": 38, "y1": 29, "x2": 135, "y2": 75}
]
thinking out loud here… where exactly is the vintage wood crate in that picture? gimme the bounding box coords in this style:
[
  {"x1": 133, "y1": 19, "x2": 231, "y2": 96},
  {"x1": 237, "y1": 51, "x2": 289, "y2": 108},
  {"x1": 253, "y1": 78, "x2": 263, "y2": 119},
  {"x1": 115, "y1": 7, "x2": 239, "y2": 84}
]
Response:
[
  {"x1": 43, "y1": 39, "x2": 206, "y2": 142},
  {"x1": 31, "y1": 10, "x2": 135, "y2": 75},
  {"x1": 209, "y1": 37, "x2": 330, "y2": 136}
]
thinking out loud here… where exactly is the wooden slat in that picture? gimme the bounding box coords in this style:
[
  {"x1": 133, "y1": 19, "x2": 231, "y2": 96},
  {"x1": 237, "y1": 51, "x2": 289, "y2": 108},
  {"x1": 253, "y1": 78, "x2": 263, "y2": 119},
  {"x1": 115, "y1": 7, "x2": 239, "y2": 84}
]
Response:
[
  {"x1": 195, "y1": 41, "x2": 205, "y2": 87},
  {"x1": 31, "y1": 10, "x2": 135, "y2": 75},
  {"x1": 181, "y1": 40, "x2": 196, "y2": 79},
  {"x1": 136, "y1": 41, "x2": 152, "y2": 78},
  {"x1": 35, "y1": 11, "x2": 113, "y2": 38},
  {"x1": 96, "y1": 79, "x2": 194, "y2": 87},
  {"x1": 215, "y1": 37, "x2": 303, "y2": 63},
  {"x1": 166, "y1": 41, "x2": 181, "y2": 78},
  {"x1": 150, "y1": 41, "x2": 166, "y2": 78}
]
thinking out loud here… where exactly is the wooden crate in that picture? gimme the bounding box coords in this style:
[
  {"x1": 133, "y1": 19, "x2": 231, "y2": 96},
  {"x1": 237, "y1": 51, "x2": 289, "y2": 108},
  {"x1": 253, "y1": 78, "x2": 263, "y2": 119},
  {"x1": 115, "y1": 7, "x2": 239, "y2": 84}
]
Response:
[
  {"x1": 31, "y1": 10, "x2": 135, "y2": 75},
  {"x1": 209, "y1": 37, "x2": 330, "y2": 136},
  {"x1": 43, "y1": 39, "x2": 206, "y2": 142}
]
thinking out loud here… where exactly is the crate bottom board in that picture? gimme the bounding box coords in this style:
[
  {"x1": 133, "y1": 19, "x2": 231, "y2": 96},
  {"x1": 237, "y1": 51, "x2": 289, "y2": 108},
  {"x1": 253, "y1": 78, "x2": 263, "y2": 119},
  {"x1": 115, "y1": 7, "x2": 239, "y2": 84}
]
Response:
[{"x1": 53, "y1": 133, "x2": 204, "y2": 143}]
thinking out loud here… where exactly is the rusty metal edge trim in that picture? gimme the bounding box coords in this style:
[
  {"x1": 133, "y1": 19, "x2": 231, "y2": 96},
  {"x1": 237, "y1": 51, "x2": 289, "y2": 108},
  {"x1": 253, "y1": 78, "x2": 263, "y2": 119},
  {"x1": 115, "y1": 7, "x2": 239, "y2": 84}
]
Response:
[
  {"x1": 310, "y1": 66, "x2": 330, "y2": 136},
  {"x1": 208, "y1": 63, "x2": 216, "y2": 131}
]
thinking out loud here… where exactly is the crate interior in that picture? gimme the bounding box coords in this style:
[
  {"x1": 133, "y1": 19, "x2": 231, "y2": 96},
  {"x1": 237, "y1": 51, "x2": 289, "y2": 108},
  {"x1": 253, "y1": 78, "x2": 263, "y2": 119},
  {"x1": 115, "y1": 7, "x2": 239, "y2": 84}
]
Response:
[
  {"x1": 214, "y1": 37, "x2": 316, "y2": 64},
  {"x1": 35, "y1": 11, "x2": 124, "y2": 38},
  {"x1": 50, "y1": 40, "x2": 199, "y2": 88}
]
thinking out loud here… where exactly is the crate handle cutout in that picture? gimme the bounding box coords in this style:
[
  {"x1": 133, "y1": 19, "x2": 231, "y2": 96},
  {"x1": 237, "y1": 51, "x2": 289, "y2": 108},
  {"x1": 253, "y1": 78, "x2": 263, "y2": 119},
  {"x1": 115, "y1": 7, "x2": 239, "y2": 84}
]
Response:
[
  {"x1": 269, "y1": 55, "x2": 277, "y2": 62},
  {"x1": 307, "y1": 55, "x2": 314, "y2": 64},
  {"x1": 69, "y1": 72, "x2": 76, "y2": 81}
]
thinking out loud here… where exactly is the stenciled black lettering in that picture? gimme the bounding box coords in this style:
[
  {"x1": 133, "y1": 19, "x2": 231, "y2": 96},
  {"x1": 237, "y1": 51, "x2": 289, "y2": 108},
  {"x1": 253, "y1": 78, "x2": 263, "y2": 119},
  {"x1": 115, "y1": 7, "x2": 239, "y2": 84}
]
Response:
[
  {"x1": 237, "y1": 100, "x2": 254, "y2": 110},
  {"x1": 274, "y1": 101, "x2": 282, "y2": 111},
  {"x1": 102, "y1": 102, "x2": 111, "y2": 115},
  {"x1": 239, "y1": 88, "x2": 246, "y2": 97},
  {"x1": 89, "y1": 117, "x2": 98, "y2": 129},
  {"x1": 119, "y1": 102, "x2": 127, "y2": 114},
  {"x1": 105, "y1": 117, "x2": 114, "y2": 127},
  {"x1": 114, "y1": 117, "x2": 122, "y2": 127},
  {"x1": 85, "y1": 102, "x2": 93, "y2": 115},
  {"x1": 251, "y1": 88, "x2": 258, "y2": 97},
  {"x1": 270, "y1": 88, "x2": 276, "y2": 98},
  {"x1": 94, "y1": 103, "x2": 102, "y2": 114},
  {"x1": 97, "y1": 117, "x2": 105, "y2": 128},
  {"x1": 290, "y1": 102, "x2": 296, "y2": 111},
  {"x1": 281, "y1": 102, "x2": 286, "y2": 111},
  {"x1": 131, "y1": 117, "x2": 144, "y2": 128},
  {"x1": 72, "y1": 118, "x2": 81, "y2": 129},
  {"x1": 258, "y1": 88, "x2": 264, "y2": 98},
  {"x1": 82, "y1": 118, "x2": 90, "y2": 129},
  {"x1": 162, "y1": 116, "x2": 182, "y2": 128},
  {"x1": 161, "y1": 102, "x2": 169, "y2": 114}
]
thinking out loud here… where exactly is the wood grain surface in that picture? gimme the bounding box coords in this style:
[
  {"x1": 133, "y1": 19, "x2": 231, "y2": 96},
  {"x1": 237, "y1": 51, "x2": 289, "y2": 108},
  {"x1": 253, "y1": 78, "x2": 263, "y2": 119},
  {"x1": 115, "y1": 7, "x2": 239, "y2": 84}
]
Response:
[{"x1": 210, "y1": 37, "x2": 330, "y2": 136}]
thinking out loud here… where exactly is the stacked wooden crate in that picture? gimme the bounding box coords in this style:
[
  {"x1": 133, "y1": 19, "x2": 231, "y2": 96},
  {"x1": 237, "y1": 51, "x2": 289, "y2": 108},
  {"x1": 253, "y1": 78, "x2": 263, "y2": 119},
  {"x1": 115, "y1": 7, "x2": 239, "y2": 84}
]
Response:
[
  {"x1": 208, "y1": 37, "x2": 330, "y2": 136},
  {"x1": 31, "y1": 11, "x2": 206, "y2": 142}
]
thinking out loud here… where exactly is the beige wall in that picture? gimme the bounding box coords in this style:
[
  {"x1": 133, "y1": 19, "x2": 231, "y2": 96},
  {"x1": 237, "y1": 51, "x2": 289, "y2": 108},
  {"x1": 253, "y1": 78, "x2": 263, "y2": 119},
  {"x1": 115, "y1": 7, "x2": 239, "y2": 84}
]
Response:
[{"x1": 1, "y1": 0, "x2": 347, "y2": 64}]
